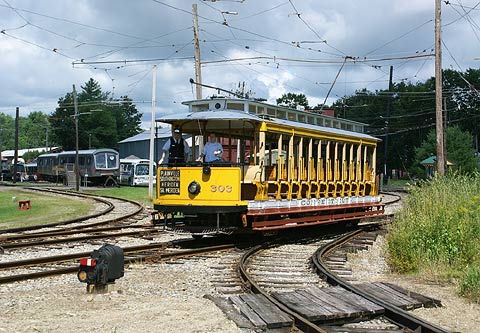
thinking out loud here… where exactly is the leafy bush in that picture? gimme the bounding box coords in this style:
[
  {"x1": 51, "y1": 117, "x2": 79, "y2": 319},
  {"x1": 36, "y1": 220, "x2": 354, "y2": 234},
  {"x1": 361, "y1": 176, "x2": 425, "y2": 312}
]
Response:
[
  {"x1": 386, "y1": 173, "x2": 480, "y2": 301},
  {"x1": 459, "y1": 265, "x2": 480, "y2": 302}
]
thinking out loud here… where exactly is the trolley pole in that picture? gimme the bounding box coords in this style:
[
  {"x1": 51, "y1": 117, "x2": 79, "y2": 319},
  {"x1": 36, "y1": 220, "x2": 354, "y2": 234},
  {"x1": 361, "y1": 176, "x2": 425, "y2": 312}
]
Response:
[
  {"x1": 73, "y1": 84, "x2": 80, "y2": 191},
  {"x1": 435, "y1": 0, "x2": 446, "y2": 175}
]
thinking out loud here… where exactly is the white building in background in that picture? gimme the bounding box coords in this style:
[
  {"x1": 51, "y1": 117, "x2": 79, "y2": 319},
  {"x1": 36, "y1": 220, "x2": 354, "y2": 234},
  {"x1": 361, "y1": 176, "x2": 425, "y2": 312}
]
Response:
[{"x1": 1, "y1": 147, "x2": 60, "y2": 163}]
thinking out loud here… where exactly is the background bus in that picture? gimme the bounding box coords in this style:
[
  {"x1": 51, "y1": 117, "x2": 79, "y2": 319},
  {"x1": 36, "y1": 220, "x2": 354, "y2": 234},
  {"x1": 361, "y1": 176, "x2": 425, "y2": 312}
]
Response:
[{"x1": 119, "y1": 158, "x2": 156, "y2": 186}]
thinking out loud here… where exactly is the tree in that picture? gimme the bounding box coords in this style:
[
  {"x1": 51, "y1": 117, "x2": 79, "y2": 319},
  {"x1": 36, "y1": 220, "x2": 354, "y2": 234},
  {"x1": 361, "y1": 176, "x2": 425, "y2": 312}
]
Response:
[
  {"x1": 0, "y1": 113, "x2": 15, "y2": 150},
  {"x1": 50, "y1": 79, "x2": 142, "y2": 150},
  {"x1": 276, "y1": 93, "x2": 309, "y2": 109},
  {"x1": 20, "y1": 112, "x2": 50, "y2": 148},
  {"x1": 413, "y1": 126, "x2": 479, "y2": 176}
]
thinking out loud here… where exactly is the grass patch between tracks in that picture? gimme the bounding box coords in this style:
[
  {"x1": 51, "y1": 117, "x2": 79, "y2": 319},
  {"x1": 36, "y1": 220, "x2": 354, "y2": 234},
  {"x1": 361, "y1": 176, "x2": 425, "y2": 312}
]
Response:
[
  {"x1": 84, "y1": 186, "x2": 153, "y2": 207},
  {"x1": 386, "y1": 173, "x2": 480, "y2": 302},
  {"x1": 0, "y1": 188, "x2": 92, "y2": 229}
]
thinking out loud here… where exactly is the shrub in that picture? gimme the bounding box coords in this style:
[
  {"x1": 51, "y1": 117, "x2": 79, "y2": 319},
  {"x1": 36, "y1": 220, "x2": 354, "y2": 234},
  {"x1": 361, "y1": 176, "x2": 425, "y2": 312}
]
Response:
[
  {"x1": 386, "y1": 173, "x2": 480, "y2": 301},
  {"x1": 459, "y1": 264, "x2": 480, "y2": 303}
]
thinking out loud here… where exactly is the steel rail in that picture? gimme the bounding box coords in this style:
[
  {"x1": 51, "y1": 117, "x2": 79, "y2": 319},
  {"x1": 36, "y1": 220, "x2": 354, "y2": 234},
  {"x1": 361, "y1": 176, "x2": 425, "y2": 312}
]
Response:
[
  {"x1": 239, "y1": 244, "x2": 328, "y2": 333},
  {"x1": 312, "y1": 229, "x2": 452, "y2": 333},
  {"x1": 0, "y1": 229, "x2": 161, "y2": 250},
  {"x1": 0, "y1": 187, "x2": 144, "y2": 235},
  {"x1": 1, "y1": 224, "x2": 151, "y2": 242},
  {"x1": 0, "y1": 242, "x2": 235, "y2": 284}
]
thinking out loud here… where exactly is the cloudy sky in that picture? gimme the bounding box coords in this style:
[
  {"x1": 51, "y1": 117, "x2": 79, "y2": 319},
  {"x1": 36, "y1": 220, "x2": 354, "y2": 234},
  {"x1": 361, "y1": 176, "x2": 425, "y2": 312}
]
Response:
[{"x1": 1, "y1": 0, "x2": 479, "y2": 128}]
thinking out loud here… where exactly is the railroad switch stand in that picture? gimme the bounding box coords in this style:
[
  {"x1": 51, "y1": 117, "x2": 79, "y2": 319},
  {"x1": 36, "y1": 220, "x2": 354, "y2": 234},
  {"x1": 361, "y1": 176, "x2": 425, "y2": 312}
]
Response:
[{"x1": 18, "y1": 200, "x2": 31, "y2": 210}]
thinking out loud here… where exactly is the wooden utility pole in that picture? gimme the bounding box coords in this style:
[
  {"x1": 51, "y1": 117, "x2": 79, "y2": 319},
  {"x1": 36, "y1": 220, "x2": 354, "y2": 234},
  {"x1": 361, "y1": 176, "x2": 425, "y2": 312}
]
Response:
[
  {"x1": 73, "y1": 84, "x2": 80, "y2": 191},
  {"x1": 435, "y1": 0, "x2": 446, "y2": 175},
  {"x1": 383, "y1": 66, "x2": 393, "y2": 184},
  {"x1": 192, "y1": 3, "x2": 202, "y2": 99}
]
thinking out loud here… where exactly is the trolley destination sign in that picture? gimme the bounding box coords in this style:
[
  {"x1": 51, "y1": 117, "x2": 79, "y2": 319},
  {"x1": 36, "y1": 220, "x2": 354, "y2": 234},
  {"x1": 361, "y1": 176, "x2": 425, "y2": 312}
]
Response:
[{"x1": 159, "y1": 170, "x2": 180, "y2": 194}]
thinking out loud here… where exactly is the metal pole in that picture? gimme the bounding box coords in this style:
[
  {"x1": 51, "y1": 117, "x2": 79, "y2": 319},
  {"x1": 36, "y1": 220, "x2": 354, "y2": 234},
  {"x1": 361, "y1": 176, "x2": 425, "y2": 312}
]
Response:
[
  {"x1": 73, "y1": 84, "x2": 80, "y2": 191},
  {"x1": 192, "y1": 4, "x2": 202, "y2": 99},
  {"x1": 435, "y1": 0, "x2": 446, "y2": 175},
  {"x1": 13, "y1": 107, "x2": 19, "y2": 184},
  {"x1": 148, "y1": 65, "x2": 157, "y2": 201}
]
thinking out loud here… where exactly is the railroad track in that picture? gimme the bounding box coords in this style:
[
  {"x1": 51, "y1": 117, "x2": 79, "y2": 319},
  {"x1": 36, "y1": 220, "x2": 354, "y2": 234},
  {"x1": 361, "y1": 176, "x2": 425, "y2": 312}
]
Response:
[
  {"x1": 0, "y1": 187, "x2": 154, "y2": 252},
  {"x1": 230, "y1": 224, "x2": 451, "y2": 333},
  {"x1": 0, "y1": 238, "x2": 237, "y2": 284},
  {"x1": 313, "y1": 229, "x2": 451, "y2": 333}
]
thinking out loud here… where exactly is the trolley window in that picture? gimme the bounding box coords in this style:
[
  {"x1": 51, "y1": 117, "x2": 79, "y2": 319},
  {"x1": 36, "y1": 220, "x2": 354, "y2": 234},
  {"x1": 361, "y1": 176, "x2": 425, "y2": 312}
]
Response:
[{"x1": 106, "y1": 153, "x2": 118, "y2": 169}]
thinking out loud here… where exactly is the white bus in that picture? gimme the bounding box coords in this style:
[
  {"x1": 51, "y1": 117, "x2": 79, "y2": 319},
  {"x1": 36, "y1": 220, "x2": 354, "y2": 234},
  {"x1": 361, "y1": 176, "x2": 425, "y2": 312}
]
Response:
[{"x1": 119, "y1": 158, "x2": 156, "y2": 186}]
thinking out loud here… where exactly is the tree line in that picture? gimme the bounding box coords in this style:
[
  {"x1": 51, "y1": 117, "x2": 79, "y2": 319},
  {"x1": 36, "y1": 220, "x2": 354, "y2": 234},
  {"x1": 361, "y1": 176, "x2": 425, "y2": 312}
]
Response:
[
  {"x1": 0, "y1": 78, "x2": 142, "y2": 160},
  {"x1": 277, "y1": 68, "x2": 480, "y2": 177},
  {"x1": 1, "y1": 70, "x2": 479, "y2": 177}
]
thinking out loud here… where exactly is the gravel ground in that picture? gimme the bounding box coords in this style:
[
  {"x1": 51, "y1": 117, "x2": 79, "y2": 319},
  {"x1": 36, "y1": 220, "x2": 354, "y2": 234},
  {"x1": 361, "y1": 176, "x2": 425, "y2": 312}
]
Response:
[{"x1": 1, "y1": 252, "x2": 247, "y2": 333}]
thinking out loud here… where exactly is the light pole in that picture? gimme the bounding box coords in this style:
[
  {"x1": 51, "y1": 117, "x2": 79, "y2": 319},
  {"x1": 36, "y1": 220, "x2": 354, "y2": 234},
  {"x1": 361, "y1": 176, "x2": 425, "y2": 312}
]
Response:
[{"x1": 73, "y1": 85, "x2": 79, "y2": 191}]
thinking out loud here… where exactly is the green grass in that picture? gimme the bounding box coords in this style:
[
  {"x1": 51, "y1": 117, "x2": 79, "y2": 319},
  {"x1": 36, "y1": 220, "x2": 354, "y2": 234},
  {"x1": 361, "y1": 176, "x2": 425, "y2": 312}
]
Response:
[
  {"x1": 84, "y1": 186, "x2": 153, "y2": 207},
  {"x1": 0, "y1": 188, "x2": 93, "y2": 229},
  {"x1": 459, "y1": 264, "x2": 480, "y2": 302},
  {"x1": 386, "y1": 173, "x2": 480, "y2": 302}
]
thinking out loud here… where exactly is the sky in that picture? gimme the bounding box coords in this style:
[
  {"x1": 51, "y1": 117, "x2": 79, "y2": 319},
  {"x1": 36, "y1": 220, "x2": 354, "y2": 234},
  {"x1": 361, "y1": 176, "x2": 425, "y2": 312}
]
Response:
[{"x1": 1, "y1": 0, "x2": 480, "y2": 130}]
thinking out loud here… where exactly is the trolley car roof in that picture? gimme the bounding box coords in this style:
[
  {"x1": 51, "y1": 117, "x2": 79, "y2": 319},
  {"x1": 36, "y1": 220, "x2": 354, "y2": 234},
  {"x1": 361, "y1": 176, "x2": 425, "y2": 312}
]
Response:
[
  {"x1": 157, "y1": 109, "x2": 380, "y2": 143},
  {"x1": 157, "y1": 97, "x2": 380, "y2": 144}
]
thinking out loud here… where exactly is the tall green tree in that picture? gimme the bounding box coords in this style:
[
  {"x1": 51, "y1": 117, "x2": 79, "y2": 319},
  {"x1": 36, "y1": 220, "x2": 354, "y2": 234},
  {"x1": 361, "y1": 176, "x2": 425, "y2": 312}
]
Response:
[
  {"x1": 20, "y1": 112, "x2": 50, "y2": 148},
  {"x1": 413, "y1": 126, "x2": 479, "y2": 175},
  {"x1": 0, "y1": 113, "x2": 15, "y2": 151},
  {"x1": 276, "y1": 93, "x2": 309, "y2": 109},
  {"x1": 50, "y1": 78, "x2": 142, "y2": 150}
]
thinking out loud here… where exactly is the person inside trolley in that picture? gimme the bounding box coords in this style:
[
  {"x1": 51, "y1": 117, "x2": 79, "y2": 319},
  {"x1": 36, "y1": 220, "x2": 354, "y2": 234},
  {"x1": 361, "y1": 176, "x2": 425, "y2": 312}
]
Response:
[
  {"x1": 158, "y1": 128, "x2": 190, "y2": 165},
  {"x1": 197, "y1": 133, "x2": 223, "y2": 163}
]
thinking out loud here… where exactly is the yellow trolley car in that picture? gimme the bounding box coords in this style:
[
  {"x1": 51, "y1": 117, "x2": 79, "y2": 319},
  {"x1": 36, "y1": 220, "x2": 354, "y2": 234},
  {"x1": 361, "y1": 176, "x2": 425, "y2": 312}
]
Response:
[{"x1": 154, "y1": 97, "x2": 384, "y2": 235}]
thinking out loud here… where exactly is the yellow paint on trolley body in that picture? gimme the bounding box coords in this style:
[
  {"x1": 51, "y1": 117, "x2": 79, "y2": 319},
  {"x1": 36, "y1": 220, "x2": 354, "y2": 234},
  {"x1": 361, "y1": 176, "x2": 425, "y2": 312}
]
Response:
[{"x1": 155, "y1": 166, "x2": 246, "y2": 207}]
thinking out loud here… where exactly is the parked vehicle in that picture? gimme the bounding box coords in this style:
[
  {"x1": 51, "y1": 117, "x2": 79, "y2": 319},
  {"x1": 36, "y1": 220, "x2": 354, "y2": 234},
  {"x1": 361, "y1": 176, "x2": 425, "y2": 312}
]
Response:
[
  {"x1": 37, "y1": 148, "x2": 119, "y2": 186},
  {"x1": 119, "y1": 158, "x2": 156, "y2": 186}
]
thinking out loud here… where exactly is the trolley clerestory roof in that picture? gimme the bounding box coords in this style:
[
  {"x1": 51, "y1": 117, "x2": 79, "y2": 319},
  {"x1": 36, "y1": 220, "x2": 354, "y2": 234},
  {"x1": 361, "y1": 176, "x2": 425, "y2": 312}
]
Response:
[{"x1": 157, "y1": 98, "x2": 381, "y2": 145}]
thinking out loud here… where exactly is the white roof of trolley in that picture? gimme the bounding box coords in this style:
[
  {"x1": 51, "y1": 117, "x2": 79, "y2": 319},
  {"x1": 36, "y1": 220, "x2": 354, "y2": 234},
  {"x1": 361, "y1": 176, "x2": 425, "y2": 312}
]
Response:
[{"x1": 157, "y1": 97, "x2": 380, "y2": 142}]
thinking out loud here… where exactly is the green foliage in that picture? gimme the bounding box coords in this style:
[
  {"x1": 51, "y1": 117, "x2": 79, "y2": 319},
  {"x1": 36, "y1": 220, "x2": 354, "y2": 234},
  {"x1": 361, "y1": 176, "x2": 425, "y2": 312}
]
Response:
[
  {"x1": 0, "y1": 113, "x2": 15, "y2": 150},
  {"x1": 413, "y1": 126, "x2": 479, "y2": 176},
  {"x1": 386, "y1": 174, "x2": 480, "y2": 301},
  {"x1": 23, "y1": 150, "x2": 44, "y2": 162},
  {"x1": 0, "y1": 112, "x2": 50, "y2": 150},
  {"x1": 49, "y1": 78, "x2": 142, "y2": 151},
  {"x1": 333, "y1": 68, "x2": 480, "y2": 178},
  {"x1": 459, "y1": 264, "x2": 480, "y2": 302},
  {"x1": 276, "y1": 93, "x2": 309, "y2": 109}
]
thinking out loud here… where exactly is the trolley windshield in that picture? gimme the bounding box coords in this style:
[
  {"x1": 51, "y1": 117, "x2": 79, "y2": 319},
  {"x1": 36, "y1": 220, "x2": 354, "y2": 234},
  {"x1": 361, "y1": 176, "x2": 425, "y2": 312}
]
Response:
[{"x1": 95, "y1": 152, "x2": 118, "y2": 169}]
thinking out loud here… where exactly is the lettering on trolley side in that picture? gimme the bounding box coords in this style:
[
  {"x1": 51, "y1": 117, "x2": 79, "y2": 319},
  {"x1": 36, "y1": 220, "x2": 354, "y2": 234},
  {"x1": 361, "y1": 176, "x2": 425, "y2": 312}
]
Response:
[{"x1": 159, "y1": 170, "x2": 180, "y2": 194}]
